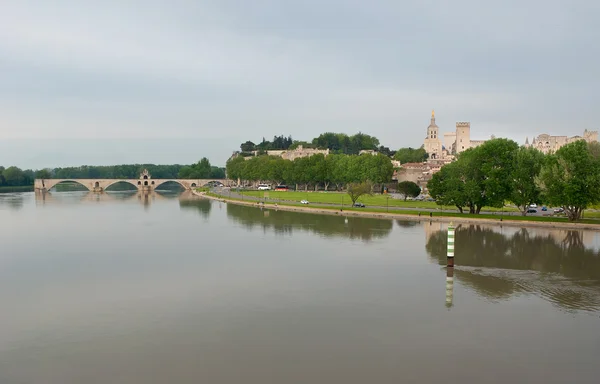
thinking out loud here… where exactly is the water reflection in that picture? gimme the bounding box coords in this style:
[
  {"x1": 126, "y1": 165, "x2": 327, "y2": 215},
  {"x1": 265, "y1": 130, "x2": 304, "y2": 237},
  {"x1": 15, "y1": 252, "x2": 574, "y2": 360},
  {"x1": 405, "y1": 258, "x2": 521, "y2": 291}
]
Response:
[
  {"x1": 226, "y1": 203, "x2": 393, "y2": 242},
  {"x1": 0, "y1": 193, "x2": 25, "y2": 210},
  {"x1": 34, "y1": 190, "x2": 186, "y2": 207},
  {"x1": 426, "y1": 224, "x2": 600, "y2": 312},
  {"x1": 179, "y1": 198, "x2": 212, "y2": 219}
]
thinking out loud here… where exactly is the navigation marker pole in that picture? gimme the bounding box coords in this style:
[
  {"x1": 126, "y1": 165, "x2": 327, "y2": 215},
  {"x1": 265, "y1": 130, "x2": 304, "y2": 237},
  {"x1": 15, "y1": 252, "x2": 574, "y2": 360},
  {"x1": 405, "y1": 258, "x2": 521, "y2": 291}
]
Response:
[
  {"x1": 446, "y1": 221, "x2": 455, "y2": 308},
  {"x1": 447, "y1": 222, "x2": 455, "y2": 267}
]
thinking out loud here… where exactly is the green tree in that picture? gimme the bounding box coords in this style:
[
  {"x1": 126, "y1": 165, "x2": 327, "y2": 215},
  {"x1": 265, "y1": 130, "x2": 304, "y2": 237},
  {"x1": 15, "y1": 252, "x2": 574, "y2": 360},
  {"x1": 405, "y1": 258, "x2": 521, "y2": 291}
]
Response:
[
  {"x1": 538, "y1": 140, "x2": 600, "y2": 221},
  {"x1": 428, "y1": 161, "x2": 469, "y2": 213},
  {"x1": 2, "y1": 166, "x2": 25, "y2": 186},
  {"x1": 510, "y1": 147, "x2": 545, "y2": 215},
  {"x1": 347, "y1": 181, "x2": 373, "y2": 205},
  {"x1": 397, "y1": 181, "x2": 421, "y2": 201},
  {"x1": 393, "y1": 147, "x2": 427, "y2": 163}
]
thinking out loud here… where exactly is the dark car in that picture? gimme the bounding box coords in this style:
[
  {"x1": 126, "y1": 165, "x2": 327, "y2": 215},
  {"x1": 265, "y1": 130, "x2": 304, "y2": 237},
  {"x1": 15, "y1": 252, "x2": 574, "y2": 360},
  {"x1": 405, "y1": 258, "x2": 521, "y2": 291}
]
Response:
[
  {"x1": 527, "y1": 208, "x2": 537, "y2": 214},
  {"x1": 541, "y1": 206, "x2": 547, "y2": 211},
  {"x1": 353, "y1": 202, "x2": 366, "y2": 208}
]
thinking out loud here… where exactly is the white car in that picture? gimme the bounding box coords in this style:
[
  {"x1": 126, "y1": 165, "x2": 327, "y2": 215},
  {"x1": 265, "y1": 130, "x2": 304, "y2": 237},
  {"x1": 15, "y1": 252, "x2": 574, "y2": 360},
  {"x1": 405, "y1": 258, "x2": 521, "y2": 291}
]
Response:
[
  {"x1": 300, "y1": 200, "x2": 309, "y2": 204},
  {"x1": 257, "y1": 184, "x2": 271, "y2": 190}
]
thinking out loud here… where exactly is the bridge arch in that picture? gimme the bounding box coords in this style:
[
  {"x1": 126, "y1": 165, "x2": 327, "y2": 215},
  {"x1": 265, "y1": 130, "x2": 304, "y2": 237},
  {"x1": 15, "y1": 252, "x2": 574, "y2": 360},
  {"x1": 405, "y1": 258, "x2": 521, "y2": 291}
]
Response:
[
  {"x1": 104, "y1": 180, "x2": 139, "y2": 191},
  {"x1": 48, "y1": 180, "x2": 91, "y2": 191},
  {"x1": 152, "y1": 179, "x2": 188, "y2": 190}
]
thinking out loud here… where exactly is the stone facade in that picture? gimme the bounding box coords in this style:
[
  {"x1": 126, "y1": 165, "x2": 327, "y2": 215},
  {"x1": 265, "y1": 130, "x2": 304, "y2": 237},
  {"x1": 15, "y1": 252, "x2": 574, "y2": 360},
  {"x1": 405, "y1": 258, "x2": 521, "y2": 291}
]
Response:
[
  {"x1": 524, "y1": 130, "x2": 599, "y2": 154},
  {"x1": 240, "y1": 145, "x2": 330, "y2": 161},
  {"x1": 423, "y1": 111, "x2": 491, "y2": 162}
]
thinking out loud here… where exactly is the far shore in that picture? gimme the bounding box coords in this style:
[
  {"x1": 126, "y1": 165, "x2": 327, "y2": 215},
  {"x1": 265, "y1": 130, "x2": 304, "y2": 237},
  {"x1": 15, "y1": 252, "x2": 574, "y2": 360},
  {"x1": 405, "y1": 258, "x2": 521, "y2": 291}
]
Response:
[{"x1": 193, "y1": 190, "x2": 600, "y2": 231}]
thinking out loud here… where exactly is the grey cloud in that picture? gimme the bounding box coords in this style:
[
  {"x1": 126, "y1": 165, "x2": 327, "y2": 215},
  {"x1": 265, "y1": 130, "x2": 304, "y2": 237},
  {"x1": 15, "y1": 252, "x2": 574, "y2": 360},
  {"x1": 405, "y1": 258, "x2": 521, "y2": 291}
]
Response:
[{"x1": 0, "y1": 0, "x2": 598, "y2": 168}]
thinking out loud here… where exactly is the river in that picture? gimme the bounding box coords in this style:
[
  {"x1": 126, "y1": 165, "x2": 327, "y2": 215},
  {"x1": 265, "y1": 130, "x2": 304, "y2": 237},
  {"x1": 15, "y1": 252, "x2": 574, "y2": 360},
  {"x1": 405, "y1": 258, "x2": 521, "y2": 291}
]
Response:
[{"x1": 1, "y1": 191, "x2": 599, "y2": 383}]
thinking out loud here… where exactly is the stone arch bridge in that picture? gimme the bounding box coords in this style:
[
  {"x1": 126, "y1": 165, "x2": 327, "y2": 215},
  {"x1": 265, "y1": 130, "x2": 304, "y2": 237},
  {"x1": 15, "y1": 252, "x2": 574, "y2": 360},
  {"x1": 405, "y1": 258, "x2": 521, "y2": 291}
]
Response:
[{"x1": 34, "y1": 178, "x2": 233, "y2": 192}]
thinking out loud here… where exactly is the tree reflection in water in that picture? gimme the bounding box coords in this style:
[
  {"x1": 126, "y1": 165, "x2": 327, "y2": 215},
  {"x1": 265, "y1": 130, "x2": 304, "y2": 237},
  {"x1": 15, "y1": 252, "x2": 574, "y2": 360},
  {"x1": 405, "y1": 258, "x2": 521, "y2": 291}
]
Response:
[
  {"x1": 226, "y1": 204, "x2": 393, "y2": 242},
  {"x1": 179, "y1": 198, "x2": 212, "y2": 219},
  {"x1": 426, "y1": 224, "x2": 600, "y2": 312},
  {"x1": 0, "y1": 193, "x2": 25, "y2": 211}
]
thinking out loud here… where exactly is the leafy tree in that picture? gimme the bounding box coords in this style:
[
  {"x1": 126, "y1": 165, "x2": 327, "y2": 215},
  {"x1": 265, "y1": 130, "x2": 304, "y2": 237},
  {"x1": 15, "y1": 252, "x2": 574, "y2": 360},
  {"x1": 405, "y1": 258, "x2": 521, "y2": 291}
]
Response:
[
  {"x1": 2, "y1": 166, "x2": 25, "y2": 186},
  {"x1": 397, "y1": 181, "x2": 421, "y2": 201},
  {"x1": 393, "y1": 147, "x2": 427, "y2": 163},
  {"x1": 240, "y1": 141, "x2": 256, "y2": 152},
  {"x1": 588, "y1": 141, "x2": 600, "y2": 159},
  {"x1": 475, "y1": 138, "x2": 520, "y2": 210},
  {"x1": 347, "y1": 181, "x2": 373, "y2": 205},
  {"x1": 510, "y1": 147, "x2": 545, "y2": 215},
  {"x1": 428, "y1": 138, "x2": 519, "y2": 214},
  {"x1": 428, "y1": 161, "x2": 469, "y2": 213},
  {"x1": 378, "y1": 145, "x2": 395, "y2": 157},
  {"x1": 538, "y1": 140, "x2": 600, "y2": 221},
  {"x1": 179, "y1": 158, "x2": 212, "y2": 179}
]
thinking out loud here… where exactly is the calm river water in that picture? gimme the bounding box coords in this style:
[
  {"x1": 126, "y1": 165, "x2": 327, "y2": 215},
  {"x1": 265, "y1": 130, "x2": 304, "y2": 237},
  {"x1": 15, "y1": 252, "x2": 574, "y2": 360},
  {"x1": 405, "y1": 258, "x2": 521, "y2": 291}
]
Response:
[{"x1": 1, "y1": 191, "x2": 600, "y2": 383}]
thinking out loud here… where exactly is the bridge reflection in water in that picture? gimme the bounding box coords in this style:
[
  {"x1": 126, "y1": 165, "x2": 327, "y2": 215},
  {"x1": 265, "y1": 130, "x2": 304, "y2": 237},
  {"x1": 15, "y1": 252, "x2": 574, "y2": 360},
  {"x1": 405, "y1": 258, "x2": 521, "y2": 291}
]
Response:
[{"x1": 34, "y1": 189, "x2": 200, "y2": 209}]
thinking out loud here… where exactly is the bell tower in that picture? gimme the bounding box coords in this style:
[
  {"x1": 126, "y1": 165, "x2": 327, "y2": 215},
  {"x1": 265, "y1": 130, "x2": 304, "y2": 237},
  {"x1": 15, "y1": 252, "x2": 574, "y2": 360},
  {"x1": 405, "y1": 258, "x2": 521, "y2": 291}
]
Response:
[{"x1": 424, "y1": 110, "x2": 442, "y2": 160}]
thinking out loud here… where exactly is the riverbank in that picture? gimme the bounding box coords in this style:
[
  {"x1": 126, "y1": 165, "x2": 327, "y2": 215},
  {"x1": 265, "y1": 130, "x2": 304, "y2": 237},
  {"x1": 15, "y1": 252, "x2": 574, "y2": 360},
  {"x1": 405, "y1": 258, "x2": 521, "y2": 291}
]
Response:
[{"x1": 194, "y1": 190, "x2": 600, "y2": 231}]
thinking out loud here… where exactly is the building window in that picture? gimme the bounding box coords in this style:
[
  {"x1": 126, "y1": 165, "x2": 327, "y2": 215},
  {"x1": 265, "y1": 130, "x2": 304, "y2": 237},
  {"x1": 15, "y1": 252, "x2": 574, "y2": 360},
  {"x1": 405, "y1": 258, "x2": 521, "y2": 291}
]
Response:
[
  {"x1": 460, "y1": 139, "x2": 462, "y2": 142},
  {"x1": 462, "y1": 146, "x2": 464, "y2": 149}
]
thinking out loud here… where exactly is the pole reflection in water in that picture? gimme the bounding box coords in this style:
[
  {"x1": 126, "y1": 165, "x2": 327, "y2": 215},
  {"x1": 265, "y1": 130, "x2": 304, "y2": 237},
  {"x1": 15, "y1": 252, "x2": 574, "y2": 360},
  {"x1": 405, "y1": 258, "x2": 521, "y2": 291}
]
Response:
[{"x1": 446, "y1": 266, "x2": 454, "y2": 309}]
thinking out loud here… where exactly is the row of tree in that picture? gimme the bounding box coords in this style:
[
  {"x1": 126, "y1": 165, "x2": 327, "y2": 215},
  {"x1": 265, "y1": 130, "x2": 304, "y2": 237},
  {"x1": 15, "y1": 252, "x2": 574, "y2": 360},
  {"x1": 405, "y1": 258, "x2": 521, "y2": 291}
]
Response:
[
  {"x1": 0, "y1": 166, "x2": 40, "y2": 187},
  {"x1": 239, "y1": 132, "x2": 385, "y2": 156},
  {"x1": 428, "y1": 139, "x2": 600, "y2": 221},
  {"x1": 0, "y1": 159, "x2": 226, "y2": 188},
  {"x1": 226, "y1": 153, "x2": 394, "y2": 191}
]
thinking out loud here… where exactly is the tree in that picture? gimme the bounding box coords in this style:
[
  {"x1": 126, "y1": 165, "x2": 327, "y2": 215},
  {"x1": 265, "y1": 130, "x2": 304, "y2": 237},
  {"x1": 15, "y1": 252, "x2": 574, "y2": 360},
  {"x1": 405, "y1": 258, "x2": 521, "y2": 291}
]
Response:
[
  {"x1": 510, "y1": 147, "x2": 545, "y2": 215},
  {"x1": 347, "y1": 181, "x2": 373, "y2": 205},
  {"x1": 428, "y1": 161, "x2": 469, "y2": 213},
  {"x1": 538, "y1": 140, "x2": 600, "y2": 221},
  {"x1": 393, "y1": 147, "x2": 427, "y2": 163},
  {"x1": 2, "y1": 166, "x2": 25, "y2": 186},
  {"x1": 398, "y1": 181, "x2": 421, "y2": 201},
  {"x1": 240, "y1": 141, "x2": 256, "y2": 152}
]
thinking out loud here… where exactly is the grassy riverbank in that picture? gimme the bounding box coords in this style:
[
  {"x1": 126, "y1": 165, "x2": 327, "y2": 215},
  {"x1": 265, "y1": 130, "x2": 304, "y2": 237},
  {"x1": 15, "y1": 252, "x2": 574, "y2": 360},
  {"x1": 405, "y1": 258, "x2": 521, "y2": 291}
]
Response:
[
  {"x1": 238, "y1": 190, "x2": 521, "y2": 212},
  {"x1": 205, "y1": 190, "x2": 600, "y2": 227},
  {"x1": 0, "y1": 186, "x2": 34, "y2": 193}
]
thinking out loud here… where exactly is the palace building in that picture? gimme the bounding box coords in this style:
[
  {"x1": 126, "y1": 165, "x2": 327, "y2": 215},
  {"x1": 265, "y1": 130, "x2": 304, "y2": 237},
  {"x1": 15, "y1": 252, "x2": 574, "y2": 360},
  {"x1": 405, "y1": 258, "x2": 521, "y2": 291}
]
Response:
[{"x1": 423, "y1": 110, "x2": 491, "y2": 162}]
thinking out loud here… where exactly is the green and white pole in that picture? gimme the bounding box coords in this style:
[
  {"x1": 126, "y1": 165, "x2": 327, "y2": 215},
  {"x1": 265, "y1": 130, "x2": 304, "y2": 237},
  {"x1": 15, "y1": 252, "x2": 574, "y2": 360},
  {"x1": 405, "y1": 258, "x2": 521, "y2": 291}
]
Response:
[{"x1": 447, "y1": 221, "x2": 455, "y2": 267}]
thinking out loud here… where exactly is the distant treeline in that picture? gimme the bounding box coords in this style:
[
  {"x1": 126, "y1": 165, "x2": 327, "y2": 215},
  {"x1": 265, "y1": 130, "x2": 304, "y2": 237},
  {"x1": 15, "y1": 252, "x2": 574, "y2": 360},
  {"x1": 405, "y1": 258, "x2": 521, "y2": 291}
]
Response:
[
  {"x1": 240, "y1": 132, "x2": 385, "y2": 156},
  {"x1": 0, "y1": 158, "x2": 225, "y2": 189},
  {"x1": 239, "y1": 133, "x2": 428, "y2": 162},
  {"x1": 227, "y1": 152, "x2": 393, "y2": 191}
]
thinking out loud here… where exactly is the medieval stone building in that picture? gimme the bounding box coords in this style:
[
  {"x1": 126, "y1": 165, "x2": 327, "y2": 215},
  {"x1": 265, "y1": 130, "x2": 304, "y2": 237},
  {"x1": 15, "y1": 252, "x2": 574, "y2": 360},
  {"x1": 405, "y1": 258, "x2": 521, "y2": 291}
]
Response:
[
  {"x1": 423, "y1": 110, "x2": 490, "y2": 162},
  {"x1": 524, "y1": 130, "x2": 598, "y2": 154}
]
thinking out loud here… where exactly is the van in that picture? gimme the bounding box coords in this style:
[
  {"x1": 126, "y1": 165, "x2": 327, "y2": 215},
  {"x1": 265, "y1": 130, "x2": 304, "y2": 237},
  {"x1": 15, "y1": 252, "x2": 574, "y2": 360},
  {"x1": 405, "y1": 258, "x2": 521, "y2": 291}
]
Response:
[{"x1": 257, "y1": 184, "x2": 271, "y2": 190}]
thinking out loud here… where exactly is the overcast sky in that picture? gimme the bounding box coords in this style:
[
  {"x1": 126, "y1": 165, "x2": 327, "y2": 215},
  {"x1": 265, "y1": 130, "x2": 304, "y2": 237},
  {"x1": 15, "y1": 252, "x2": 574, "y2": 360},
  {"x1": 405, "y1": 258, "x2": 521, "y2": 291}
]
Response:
[{"x1": 0, "y1": 0, "x2": 598, "y2": 169}]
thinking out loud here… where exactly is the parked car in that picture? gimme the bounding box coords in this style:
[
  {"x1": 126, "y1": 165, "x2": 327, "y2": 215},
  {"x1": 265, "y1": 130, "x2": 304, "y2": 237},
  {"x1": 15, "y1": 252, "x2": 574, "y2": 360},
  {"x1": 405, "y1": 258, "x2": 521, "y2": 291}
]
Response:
[
  {"x1": 529, "y1": 204, "x2": 537, "y2": 208},
  {"x1": 554, "y1": 207, "x2": 565, "y2": 214},
  {"x1": 353, "y1": 202, "x2": 366, "y2": 208},
  {"x1": 300, "y1": 200, "x2": 309, "y2": 205},
  {"x1": 541, "y1": 206, "x2": 547, "y2": 211},
  {"x1": 257, "y1": 184, "x2": 271, "y2": 190},
  {"x1": 527, "y1": 208, "x2": 537, "y2": 214}
]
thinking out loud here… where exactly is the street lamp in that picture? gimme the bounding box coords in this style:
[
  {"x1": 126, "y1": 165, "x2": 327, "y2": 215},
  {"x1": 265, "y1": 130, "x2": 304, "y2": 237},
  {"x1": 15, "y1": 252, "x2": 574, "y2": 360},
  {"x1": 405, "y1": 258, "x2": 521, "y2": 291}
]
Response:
[{"x1": 386, "y1": 195, "x2": 389, "y2": 212}]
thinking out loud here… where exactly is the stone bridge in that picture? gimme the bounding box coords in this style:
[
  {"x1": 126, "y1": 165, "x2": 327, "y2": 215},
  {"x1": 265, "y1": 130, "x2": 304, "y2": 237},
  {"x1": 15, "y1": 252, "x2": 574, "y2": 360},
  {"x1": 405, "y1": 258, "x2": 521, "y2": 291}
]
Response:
[{"x1": 34, "y1": 169, "x2": 233, "y2": 192}]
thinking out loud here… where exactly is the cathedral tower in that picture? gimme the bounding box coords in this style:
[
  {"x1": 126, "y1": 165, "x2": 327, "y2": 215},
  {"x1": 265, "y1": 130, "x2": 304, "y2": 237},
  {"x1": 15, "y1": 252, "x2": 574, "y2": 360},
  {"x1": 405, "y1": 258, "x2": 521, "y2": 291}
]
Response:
[{"x1": 424, "y1": 110, "x2": 443, "y2": 160}]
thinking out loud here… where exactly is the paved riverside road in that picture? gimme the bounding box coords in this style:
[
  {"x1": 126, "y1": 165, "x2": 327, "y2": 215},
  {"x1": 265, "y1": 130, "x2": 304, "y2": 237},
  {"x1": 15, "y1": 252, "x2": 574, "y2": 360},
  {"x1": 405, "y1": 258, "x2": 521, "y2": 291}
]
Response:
[{"x1": 209, "y1": 187, "x2": 539, "y2": 217}]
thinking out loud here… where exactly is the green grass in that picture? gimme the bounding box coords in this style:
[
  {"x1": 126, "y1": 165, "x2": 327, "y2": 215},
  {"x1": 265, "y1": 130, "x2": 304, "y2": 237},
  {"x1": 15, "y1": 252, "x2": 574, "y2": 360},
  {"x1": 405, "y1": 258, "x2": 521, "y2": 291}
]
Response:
[
  {"x1": 238, "y1": 190, "x2": 521, "y2": 212},
  {"x1": 206, "y1": 192, "x2": 600, "y2": 225},
  {"x1": 0, "y1": 185, "x2": 34, "y2": 192}
]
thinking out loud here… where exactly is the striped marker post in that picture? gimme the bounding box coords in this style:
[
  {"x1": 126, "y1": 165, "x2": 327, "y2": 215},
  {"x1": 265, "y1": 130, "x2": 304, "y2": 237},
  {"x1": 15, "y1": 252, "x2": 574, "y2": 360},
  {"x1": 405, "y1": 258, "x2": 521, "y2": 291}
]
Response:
[
  {"x1": 446, "y1": 265, "x2": 454, "y2": 308},
  {"x1": 447, "y1": 222, "x2": 455, "y2": 267}
]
